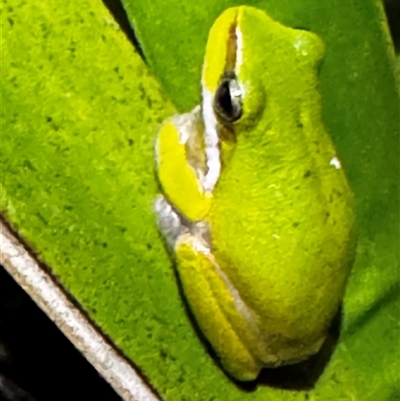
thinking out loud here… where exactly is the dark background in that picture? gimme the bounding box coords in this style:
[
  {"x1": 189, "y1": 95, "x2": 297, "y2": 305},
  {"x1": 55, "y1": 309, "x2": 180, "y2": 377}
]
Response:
[{"x1": 0, "y1": 267, "x2": 121, "y2": 401}]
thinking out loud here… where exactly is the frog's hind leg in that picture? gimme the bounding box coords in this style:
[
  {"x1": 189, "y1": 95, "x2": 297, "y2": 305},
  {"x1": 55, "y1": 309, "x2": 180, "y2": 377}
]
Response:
[
  {"x1": 174, "y1": 234, "x2": 264, "y2": 381},
  {"x1": 179, "y1": 243, "x2": 264, "y2": 379},
  {"x1": 154, "y1": 195, "x2": 264, "y2": 380}
]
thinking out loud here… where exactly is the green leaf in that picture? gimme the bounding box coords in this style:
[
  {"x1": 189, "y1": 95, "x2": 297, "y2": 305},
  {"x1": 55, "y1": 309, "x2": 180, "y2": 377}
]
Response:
[
  {"x1": 121, "y1": 0, "x2": 399, "y2": 110},
  {"x1": 2, "y1": 0, "x2": 399, "y2": 400}
]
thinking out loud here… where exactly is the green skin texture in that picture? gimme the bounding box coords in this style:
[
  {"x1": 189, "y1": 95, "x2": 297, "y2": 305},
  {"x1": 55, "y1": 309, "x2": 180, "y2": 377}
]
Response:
[{"x1": 156, "y1": 7, "x2": 356, "y2": 381}]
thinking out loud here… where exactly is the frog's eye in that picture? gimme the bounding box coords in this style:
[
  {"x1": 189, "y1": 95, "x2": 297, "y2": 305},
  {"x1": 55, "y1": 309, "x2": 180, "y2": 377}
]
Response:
[{"x1": 214, "y1": 75, "x2": 242, "y2": 123}]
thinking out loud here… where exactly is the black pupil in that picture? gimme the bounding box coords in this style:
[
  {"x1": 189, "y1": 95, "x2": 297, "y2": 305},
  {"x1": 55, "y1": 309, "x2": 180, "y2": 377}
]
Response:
[{"x1": 216, "y1": 80, "x2": 234, "y2": 118}]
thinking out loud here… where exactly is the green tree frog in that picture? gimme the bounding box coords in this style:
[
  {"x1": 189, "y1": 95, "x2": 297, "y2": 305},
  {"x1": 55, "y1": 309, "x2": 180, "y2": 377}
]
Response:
[{"x1": 154, "y1": 6, "x2": 356, "y2": 381}]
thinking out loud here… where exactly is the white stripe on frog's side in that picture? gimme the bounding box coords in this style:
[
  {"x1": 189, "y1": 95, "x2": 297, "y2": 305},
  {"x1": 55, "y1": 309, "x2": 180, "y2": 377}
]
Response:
[
  {"x1": 200, "y1": 25, "x2": 244, "y2": 194},
  {"x1": 201, "y1": 86, "x2": 221, "y2": 193},
  {"x1": 235, "y1": 26, "x2": 243, "y2": 74}
]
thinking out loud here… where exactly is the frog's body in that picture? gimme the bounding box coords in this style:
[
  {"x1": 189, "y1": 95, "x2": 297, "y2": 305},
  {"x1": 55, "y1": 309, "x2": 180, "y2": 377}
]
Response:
[{"x1": 154, "y1": 6, "x2": 355, "y2": 381}]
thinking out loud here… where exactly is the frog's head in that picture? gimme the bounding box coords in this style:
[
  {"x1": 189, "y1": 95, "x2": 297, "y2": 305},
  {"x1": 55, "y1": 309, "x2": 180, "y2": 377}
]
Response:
[{"x1": 201, "y1": 6, "x2": 325, "y2": 146}]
